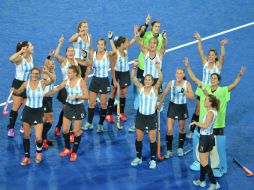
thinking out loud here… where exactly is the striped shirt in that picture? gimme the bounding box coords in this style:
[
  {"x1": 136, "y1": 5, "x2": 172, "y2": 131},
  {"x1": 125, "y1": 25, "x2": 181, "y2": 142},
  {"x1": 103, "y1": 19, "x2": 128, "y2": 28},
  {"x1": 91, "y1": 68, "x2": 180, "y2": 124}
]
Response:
[
  {"x1": 114, "y1": 50, "x2": 129, "y2": 72},
  {"x1": 143, "y1": 52, "x2": 161, "y2": 78},
  {"x1": 26, "y1": 80, "x2": 44, "y2": 108},
  {"x1": 93, "y1": 51, "x2": 110, "y2": 78},
  {"x1": 200, "y1": 109, "x2": 217, "y2": 135},
  {"x1": 170, "y1": 80, "x2": 187, "y2": 104},
  {"x1": 15, "y1": 56, "x2": 33, "y2": 81},
  {"x1": 66, "y1": 79, "x2": 84, "y2": 105},
  {"x1": 61, "y1": 59, "x2": 78, "y2": 80},
  {"x1": 43, "y1": 76, "x2": 54, "y2": 97},
  {"x1": 202, "y1": 62, "x2": 220, "y2": 85},
  {"x1": 73, "y1": 34, "x2": 91, "y2": 59},
  {"x1": 139, "y1": 87, "x2": 157, "y2": 115}
]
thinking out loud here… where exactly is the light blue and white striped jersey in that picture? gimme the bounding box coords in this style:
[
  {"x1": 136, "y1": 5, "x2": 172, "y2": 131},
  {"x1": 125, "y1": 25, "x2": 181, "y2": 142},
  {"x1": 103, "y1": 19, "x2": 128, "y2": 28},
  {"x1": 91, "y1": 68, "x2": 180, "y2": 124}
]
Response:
[
  {"x1": 73, "y1": 34, "x2": 91, "y2": 59},
  {"x1": 15, "y1": 56, "x2": 33, "y2": 81},
  {"x1": 114, "y1": 50, "x2": 129, "y2": 72},
  {"x1": 66, "y1": 79, "x2": 84, "y2": 104},
  {"x1": 93, "y1": 51, "x2": 110, "y2": 78},
  {"x1": 202, "y1": 62, "x2": 220, "y2": 85},
  {"x1": 43, "y1": 76, "x2": 55, "y2": 97},
  {"x1": 61, "y1": 59, "x2": 78, "y2": 80},
  {"x1": 200, "y1": 110, "x2": 217, "y2": 135},
  {"x1": 170, "y1": 80, "x2": 187, "y2": 104},
  {"x1": 143, "y1": 52, "x2": 161, "y2": 78},
  {"x1": 139, "y1": 87, "x2": 157, "y2": 115},
  {"x1": 26, "y1": 80, "x2": 44, "y2": 108}
]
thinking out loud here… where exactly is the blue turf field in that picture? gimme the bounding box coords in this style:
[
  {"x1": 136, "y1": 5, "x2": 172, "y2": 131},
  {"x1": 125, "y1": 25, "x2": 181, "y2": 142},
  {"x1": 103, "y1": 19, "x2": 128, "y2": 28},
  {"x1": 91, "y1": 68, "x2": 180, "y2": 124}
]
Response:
[{"x1": 0, "y1": 0, "x2": 253, "y2": 189}]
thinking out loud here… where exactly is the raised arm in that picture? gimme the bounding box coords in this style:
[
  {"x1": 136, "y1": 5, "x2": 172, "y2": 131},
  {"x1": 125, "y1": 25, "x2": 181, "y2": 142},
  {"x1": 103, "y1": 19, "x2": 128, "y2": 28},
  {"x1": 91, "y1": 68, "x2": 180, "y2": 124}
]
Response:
[
  {"x1": 107, "y1": 32, "x2": 117, "y2": 57},
  {"x1": 183, "y1": 57, "x2": 202, "y2": 87},
  {"x1": 9, "y1": 46, "x2": 27, "y2": 64},
  {"x1": 191, "y1": 111, "x2": 215, "y2": 128},
  {"x1": 159, "y1": 31, "x2": 167, "y2": 56},
  {"x1": 218, "y1": 39, "x2": 228, "y2": 67},
  {"x1": 41, "y1": 67, "x2": 56, "y2": 88},
  {"x1": 131, "y1": 60, "x2": 143, "y2": 90},
  {"x1": 135, "y1": 25, "x2": 148, "y2": 55},
  {"x1": 227, "y1": 66, "x2": 246, "y2": 92},
  {"x1": 54, "y1": 35, "x2": 66, "y2": 63},
  {"x1": 138, "y1": 14, "x2": 151, "y2": 38},
  {"x1": 69, "y1": 30, "x2": 83, "y2": 43},
  {"x1": 127, "y1": 36, "x2": 136, "y2": 49},
  {"x1": 11, "y1": 81, "x2": 27, "y2": 95},
  {"x1": 194, "y1": 32, "x2": 207, "y2": 65}
]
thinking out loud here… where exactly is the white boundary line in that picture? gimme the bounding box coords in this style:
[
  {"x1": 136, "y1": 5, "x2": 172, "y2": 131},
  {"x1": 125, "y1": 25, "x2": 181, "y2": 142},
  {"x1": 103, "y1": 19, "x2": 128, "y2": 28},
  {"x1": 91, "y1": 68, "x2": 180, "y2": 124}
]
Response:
[{"x1": 0, "y1": 21, "x2": 253, "y2": 107}]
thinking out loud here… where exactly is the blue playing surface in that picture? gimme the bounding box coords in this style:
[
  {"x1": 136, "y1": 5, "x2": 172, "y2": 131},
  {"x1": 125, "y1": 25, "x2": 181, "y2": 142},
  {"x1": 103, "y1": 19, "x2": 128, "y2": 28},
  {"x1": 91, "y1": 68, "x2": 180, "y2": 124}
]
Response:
[{"x1": 0, "y1": 0, "x2": 253, "y2": 189}]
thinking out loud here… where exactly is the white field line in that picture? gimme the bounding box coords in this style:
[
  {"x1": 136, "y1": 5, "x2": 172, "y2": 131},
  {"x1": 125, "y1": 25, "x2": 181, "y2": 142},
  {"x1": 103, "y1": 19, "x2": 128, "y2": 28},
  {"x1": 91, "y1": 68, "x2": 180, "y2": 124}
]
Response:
[{"x1": 0, "y1": 21, "x2": 253, "y2": 107}]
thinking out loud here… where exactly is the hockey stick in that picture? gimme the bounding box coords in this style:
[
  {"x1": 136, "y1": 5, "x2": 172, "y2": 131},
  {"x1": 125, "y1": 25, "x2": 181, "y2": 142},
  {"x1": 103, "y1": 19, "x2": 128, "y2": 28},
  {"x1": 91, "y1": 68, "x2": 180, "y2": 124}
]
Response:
[
  {"x1": 2, "y1": 91, "x2": 13, "y2": 116},
  {"x1": 184, "y1": 147, "x2": 193, "y2": 155},
  {"x1": 233, "y1": 157, "x2": 253, "y2": 177},
  {"x1": 116, "y1": 81, "x2": 123, "y2": 129},
  {"x1": 157, "y1": 111, "x2": 164, "y2": 160}
]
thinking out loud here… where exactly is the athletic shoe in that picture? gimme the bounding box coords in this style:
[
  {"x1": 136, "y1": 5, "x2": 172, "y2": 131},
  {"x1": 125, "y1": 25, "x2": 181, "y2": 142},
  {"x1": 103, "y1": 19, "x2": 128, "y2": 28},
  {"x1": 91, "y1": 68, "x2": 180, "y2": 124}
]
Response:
[
  {"x1": 193, "y1": 179, "x2": 206, "y2": 187},
  {"x1": 19, "y1": 126, "x2": 24, "y2": 133},
  {"x1": 128, "y1": 125, "x2": 136, "y2": 132},
  {"x1": 213, "y1": 168, "x2": 224, "y2": 178},
  {"x1": 186, "y1": 131, "x2": 193, "y2": 139},
  {"x1": 82, "y1": 122, "x2": 93, "y2": 131},
  {"x1": 70, "y1": 152, "x2": 77, "y2": 161},
  {"x1": 106, "y1": 114, "x2": 115, "y2": 123},
  {"x1": 55, "y1": 127, "x2": 61, "y2": 136},
  {"x1": 59, "y1": 148, "x2": 72, "y2": 157},
  {"x1": 190, "y1": 160, "x2": 200, "y2": 171},
  {"x1": 149, "y1": 160, "x2": 157, "y2": 169},
  {"x1": 96, "y1": 124, "x2": 104, "y2": 133},
  {"x1": 70, "y1": 133, "x2": 75, "y2": 143},
  {"x1": 208, "y1": 182, "x2": 220, "y2": 190},
  {"x1": 177, "y1": 148, "x2": 184, "y2": 157},
  {"x1": 131, "y1": 157, "x2": 142, "y2": 166},
  {"x1": 8, "y1": 129, "x2": 14, "y2": 137},
  {"x1": 20, "y1": 157, "x2": 30, "y2": 166},
  {"x1": 164, "y1": 150, "x2": 173, "y2": 159},
  {"x1": 120, "y1": 113, "x2": 127, "y2": 122},
  {"x1": 42, "y1": 140, "x2": 49, "y2": 149},
  {"x1": 35, "y1": 152, "x2": 42, "y2": 164}
]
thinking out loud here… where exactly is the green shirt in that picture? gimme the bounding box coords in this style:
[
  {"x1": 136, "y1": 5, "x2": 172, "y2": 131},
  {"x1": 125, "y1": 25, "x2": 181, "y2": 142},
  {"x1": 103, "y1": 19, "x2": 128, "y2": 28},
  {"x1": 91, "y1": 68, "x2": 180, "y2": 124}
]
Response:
[
  {"x1": 138, "y1": 31, "x2": 163, "y2": 70},
  {"x1": 198, "y1": 84, "x2": 231, "y2": 128}
]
